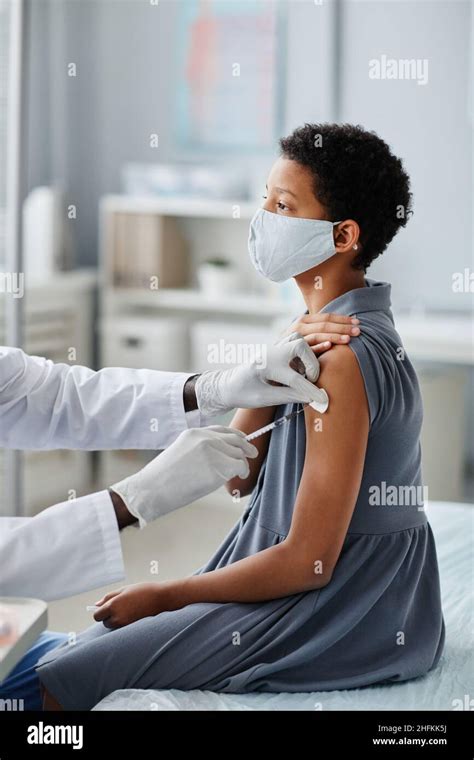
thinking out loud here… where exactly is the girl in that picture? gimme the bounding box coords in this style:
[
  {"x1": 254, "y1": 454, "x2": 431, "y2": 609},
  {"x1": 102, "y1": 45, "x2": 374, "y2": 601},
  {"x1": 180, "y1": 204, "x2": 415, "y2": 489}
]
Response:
[{"x1": 38, "y1": 123, "x2": 445, "y2": 709}]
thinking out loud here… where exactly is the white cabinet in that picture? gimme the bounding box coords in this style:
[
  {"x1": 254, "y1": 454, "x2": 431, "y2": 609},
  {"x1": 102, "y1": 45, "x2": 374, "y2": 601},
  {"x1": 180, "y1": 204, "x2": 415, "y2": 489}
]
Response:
[{"x1": 101, "y1": 315, "x2": 188, "y2": 372}]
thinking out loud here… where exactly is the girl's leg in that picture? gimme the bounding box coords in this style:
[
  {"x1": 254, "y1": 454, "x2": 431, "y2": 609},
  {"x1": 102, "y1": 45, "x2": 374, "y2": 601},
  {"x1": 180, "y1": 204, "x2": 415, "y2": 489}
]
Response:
[
  {"x1": 0, "y1": 631, "x2": 68, "y2": 711},
  {"x1": 36, "y1": 597, "x2": 294, "y2": 710}
]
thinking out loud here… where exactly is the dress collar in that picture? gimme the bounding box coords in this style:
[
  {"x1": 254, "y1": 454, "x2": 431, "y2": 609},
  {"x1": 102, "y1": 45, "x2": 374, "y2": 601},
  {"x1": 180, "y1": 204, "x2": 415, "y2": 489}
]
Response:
[{"x1": 318, "y1": 278, "x2": 392, "y2": 316}]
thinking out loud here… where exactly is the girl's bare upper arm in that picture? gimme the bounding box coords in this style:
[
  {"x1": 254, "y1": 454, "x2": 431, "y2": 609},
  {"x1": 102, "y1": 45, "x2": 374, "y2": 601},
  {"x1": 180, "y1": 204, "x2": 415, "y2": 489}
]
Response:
[
  {"x1": 226, "y1": 406, "x2": 276, "y2": 496},
  {"x1": 285, "y1": 345, "x2": 370, "y2": 581}
]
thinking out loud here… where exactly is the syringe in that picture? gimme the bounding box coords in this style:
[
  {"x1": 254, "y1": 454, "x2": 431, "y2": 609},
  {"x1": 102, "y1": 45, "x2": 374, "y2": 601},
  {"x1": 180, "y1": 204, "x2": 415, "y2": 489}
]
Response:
[
  {"x1": 245, "y1": 405, "x2": 307, "y2": 442},
  {"x1": 244, "y1": 388, "x2": 329, "y2": 442}
]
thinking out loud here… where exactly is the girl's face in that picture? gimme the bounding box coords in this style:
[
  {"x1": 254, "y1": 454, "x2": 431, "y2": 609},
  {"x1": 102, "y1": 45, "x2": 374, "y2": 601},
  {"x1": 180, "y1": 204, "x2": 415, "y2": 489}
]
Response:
[
  {"x1": 263, "y1": 157, "x2": 361, "y2": 265},
  {"x1": 262, "y1": 157, "x2": 329, "y2": 221}
]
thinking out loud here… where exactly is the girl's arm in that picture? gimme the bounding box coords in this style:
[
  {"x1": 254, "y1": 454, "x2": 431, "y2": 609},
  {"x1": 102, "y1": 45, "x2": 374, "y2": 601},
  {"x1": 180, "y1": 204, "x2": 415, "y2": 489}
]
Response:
[{"x1": 94, "y1": 345, "x2": 370, "y2": 628}]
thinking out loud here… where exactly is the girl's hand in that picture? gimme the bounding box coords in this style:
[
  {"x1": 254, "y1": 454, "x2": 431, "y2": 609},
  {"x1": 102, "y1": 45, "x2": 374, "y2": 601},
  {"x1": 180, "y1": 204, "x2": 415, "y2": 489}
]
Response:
[
  {"x1": 93, "y1": 582, "x2": 178, "y2": 629},
  {"x1": 287, "y1": 313, "x2": 360, "y2": 355}
]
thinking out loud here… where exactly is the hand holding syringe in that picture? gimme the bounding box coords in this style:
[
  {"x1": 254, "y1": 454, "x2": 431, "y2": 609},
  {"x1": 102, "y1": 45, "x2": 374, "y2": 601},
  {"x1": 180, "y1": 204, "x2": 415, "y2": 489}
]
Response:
[{"x1": 245, "y1": 356, "x2": 329, "y2": 442}]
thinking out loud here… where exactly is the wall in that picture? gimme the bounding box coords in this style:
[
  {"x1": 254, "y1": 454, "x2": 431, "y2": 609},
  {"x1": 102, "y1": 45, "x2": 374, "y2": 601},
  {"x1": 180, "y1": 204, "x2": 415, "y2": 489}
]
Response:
[
  {"x1": 25, "y1": 0, "x2": 472, "y2": 310},
  {"x1": 339, "y1": 0, "x2": 472, "y2": 312}
]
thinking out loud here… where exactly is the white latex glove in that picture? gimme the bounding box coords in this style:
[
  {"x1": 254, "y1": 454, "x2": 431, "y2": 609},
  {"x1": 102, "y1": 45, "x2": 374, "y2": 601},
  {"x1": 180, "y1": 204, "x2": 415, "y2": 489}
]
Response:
[
  {"x1": 111, "y1": 426, "x2": 258, "y2": 528},
  {"x1": 195, "y1": 333, "x2": 329, "y2": 416}
]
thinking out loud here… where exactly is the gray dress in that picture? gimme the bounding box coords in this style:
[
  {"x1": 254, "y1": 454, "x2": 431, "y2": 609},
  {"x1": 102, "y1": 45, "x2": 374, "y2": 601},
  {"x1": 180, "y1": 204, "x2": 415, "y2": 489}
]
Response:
[{"x1": 37, "y1": 279, "x2": 445, "y2": 710}]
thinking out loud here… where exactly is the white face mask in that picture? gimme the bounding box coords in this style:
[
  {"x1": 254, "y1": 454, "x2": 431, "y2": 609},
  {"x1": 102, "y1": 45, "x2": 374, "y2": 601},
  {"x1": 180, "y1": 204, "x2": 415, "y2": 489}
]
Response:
[{"x1": 248, "y1": 208, "x2": 341, "y2": 282}]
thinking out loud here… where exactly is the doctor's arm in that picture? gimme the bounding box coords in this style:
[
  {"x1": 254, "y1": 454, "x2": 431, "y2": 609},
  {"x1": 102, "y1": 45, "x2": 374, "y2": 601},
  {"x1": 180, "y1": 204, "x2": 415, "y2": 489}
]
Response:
[
  {"x1": 0, "y1": 490, "x2": 127, "y2": 601},
  {"x1": 93, "y1": 346, "x2": 370, "y2": 627},
  {"x1": 0, "y1": 334, "x2": 328, "y2": 452},
  {"x1": 0, "y1": 347, "x2": 198, "y2": 451}
]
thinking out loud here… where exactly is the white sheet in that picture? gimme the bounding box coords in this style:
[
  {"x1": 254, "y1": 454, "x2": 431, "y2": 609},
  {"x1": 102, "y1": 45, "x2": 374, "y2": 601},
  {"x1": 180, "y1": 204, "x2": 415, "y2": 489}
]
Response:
[{"x1": 94, "y1": 500, "x2": 473, "y2": 711}]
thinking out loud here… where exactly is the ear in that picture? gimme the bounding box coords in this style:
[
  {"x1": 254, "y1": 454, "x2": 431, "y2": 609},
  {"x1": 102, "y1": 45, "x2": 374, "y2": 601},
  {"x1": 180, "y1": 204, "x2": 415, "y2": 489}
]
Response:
[{"x1": 334, "y1": 219, "x2": 360, "y2": 254}]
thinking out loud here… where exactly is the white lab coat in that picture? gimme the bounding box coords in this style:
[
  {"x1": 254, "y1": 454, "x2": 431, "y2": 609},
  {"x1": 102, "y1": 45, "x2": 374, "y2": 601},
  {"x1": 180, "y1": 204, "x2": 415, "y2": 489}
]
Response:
[
  {"x1": 0, "y1": 492, "x2": 125, "y2": 601},
  {"x1": 0, "y1": 347, "x2": 205, "y2": 601}
]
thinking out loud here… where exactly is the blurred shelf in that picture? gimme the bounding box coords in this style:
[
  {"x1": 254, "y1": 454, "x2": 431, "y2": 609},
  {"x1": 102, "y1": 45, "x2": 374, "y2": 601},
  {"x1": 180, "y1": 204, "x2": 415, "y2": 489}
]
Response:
[
  {"x1": 19, "y1": 268, "x2": 95, "y2": 293},
  {"x1": 103, "y1": 287, "x2": 297, "y2": 318},
  {"x1": 395, "y1": 313, "x2": 474, "y2": 366},
  {"x1": 101, "y1": 195, "x2": 257, "y2": 220},
  {"x1": 102, "y1": 290, "x2": 474, "y2": 364},
  {"x1": 0, "y1": 269, "x2": 97, "y2": 311}
]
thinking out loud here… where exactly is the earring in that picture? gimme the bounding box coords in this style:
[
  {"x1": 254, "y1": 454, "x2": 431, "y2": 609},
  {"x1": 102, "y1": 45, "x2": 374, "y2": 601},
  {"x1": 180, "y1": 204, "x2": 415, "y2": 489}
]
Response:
[{"x1": 353, "y1": 244, "x2": 358, "y2": 251}]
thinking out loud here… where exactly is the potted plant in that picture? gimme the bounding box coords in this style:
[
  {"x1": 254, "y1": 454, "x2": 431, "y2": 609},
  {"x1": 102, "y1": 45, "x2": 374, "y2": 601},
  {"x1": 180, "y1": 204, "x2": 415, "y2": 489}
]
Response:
[{"x1": 197, "y1": 257, "x2": 240, "y2": 295}]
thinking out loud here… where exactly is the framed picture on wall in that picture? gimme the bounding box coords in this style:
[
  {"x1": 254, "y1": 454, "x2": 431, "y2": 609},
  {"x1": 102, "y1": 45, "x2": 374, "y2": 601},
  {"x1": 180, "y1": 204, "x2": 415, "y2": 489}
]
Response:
[{"x1": 174, "y1": 0, "x2": 286, "y2": 153}]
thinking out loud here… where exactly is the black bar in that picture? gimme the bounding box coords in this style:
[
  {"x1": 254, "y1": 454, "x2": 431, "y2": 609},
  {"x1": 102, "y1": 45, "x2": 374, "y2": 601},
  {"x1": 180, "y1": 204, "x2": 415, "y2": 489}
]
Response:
[{"x1": 0, "y1": 710, "x2": 472, "y2": 757}]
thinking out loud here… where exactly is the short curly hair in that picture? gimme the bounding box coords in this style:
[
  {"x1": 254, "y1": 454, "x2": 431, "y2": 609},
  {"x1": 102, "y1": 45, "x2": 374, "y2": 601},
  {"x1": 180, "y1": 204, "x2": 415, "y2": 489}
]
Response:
[{"x1": 279, "y1": 123, "x2": 413, "y2": 271}]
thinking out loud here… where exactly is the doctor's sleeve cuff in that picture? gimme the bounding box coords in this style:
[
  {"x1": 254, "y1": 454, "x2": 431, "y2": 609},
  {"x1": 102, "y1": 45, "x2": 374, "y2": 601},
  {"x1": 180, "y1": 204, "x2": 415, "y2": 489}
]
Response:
[
  {"x1": 90, "y1": 490, "x2": 126, "y2": 586},
  {"x1": 162, "y1": 371, "x2": 196, "y2": 445},
  {"x1": 185, "y1": 407, "x2": 214, "y2": 430},
  {"x1": 165, "y1": 371, "x2": 215, "y2": 440}
]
